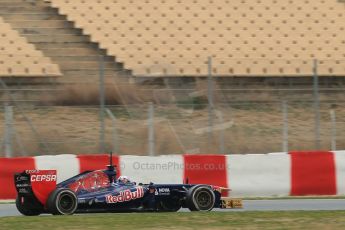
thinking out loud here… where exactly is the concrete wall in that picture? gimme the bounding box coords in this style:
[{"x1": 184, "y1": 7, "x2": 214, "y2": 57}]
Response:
[{"x1": 1, "y1": 151, "x2": 344, "y2": 199}]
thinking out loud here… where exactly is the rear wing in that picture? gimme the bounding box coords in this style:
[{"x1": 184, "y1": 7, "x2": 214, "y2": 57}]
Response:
[{"x1": 14, "y1": 170, "x2": 57, "y2": 205}]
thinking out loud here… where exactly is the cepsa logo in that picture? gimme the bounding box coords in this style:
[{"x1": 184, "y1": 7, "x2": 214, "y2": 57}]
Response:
[
  {"x1": 106, "y1": 187, "x2": 144, "y2": 204},
  {"x1": 30, "y1": 174, "x2": 57, "y2": 182}
]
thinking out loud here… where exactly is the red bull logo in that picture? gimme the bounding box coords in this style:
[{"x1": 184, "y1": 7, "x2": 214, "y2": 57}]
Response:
[{"x1": 106, "y1": 187, "x2": 144, "y2": 203}]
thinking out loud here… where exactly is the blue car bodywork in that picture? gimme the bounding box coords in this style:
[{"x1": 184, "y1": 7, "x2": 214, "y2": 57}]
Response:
[{"x1": 14, "y1": 156, "x2": 241, "y2": 215}]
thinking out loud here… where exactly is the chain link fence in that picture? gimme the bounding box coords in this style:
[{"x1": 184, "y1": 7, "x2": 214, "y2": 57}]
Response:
[
  {"x1": 0, "y1": 58, "x2": 344, "y2": 157},
  {"x1": 0, "y1": 100, "x2": 344, "y2": 157}
]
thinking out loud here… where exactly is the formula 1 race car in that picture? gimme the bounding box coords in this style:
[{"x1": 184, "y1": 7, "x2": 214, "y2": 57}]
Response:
[{"x1": 14, "y1": 153, "x2": 242, "y2": 215}]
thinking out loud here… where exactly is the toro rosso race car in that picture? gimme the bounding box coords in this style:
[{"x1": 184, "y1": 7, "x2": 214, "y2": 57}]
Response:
[{"x1": 14, "y1": 154, "x2": 242, "y2": 215}]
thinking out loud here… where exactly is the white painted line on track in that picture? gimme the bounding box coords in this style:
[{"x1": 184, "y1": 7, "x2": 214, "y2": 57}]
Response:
[{"x1": 1, "y1": 199, "x2": 345, "y2": 217}]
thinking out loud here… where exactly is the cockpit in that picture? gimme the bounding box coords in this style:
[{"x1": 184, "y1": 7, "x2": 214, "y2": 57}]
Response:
[{"x1": 68, "y1": 170, "x2": 110, "y2": 193}]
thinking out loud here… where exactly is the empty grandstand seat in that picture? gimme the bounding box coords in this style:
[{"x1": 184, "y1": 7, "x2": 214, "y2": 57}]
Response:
[
  {"x1": 0, "y1": 17, "x2": 61, "y2": 77},
  {"x1": 45, "y1": 0, "x2": 345, "y2": 77}
]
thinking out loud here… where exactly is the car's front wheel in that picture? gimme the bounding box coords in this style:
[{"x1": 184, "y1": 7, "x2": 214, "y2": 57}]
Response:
[
  {"x1": 47, "y1": 188, "x2": 78, "y2": 215},
  {"x1": 186, "y1": 185, "x2": 215, "y2": 211}
]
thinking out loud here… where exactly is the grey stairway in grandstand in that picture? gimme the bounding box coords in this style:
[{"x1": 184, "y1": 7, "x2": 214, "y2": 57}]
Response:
[{"x1": 0, "y1": 0, "x2": 132, "y2": 95}]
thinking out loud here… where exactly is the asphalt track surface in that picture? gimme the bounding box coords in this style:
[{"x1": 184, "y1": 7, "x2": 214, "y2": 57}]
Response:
[{"x1": 1, "y1": 199, "x2": 345, "y2": 217}]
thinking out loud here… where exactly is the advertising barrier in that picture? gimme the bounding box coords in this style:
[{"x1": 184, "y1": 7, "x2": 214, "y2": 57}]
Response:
[{"x1": 0, "y1": 151, "x2": 343, "y2": 199}]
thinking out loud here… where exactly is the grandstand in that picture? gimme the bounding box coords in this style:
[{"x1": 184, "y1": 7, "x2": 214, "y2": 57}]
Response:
[
  {"x1": 0, "y1": 0, "x2": 343, "y2": 101},
  {"x1": 0, "y1": 0, "x2": 344, "y2": 155},
  {"x1": 44, "y1": 0, "x2": 345, "y2": 77},
  {"x1": 0, "y1": 17, "x2": 60, "y2": 77},
  {"x1": 0, "y1": 0, "x2": 131, "y2": 103}
]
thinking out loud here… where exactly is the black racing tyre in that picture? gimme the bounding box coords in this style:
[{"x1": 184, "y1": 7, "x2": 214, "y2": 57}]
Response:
[
  {"x1": 47, "y1": 188, "x2": 78, "y2": 215},
  {"x1": 186, "y1": 185, "x2": 215, "y2": 211},
  {"x1": 15, "y1": 196, "x2": 43, "y2": 216}
]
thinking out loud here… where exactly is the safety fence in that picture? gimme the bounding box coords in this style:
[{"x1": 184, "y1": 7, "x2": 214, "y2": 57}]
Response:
[
  {"x1": 1, "y1": 103, "x2": 345, "y2": 157},
  {"x1": 1, "y1": 151, "x2": 344, "y2": 199}
]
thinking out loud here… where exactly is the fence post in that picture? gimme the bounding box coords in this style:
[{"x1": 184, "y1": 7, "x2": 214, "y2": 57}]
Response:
[
  {"x1": 207, "y1": 56, "x2": 214, "y2": 151},
  {"x1": 99, "y1": 55, "x2": 105, "y2": 153},
  {"x1": 218, "y1": 111, "x2": 225, "y2": 154},
  {"x1": 282, "y1": 101, "x2": 289, "y2": 152},
  {"x1": 4, "y1": 105, "x2": 13, "y2": 158},
  {"x1": 106, "y1": 108, "x2": 119, "y2": 154},
  {"x1": 148, "y1": 102, "x2": 155, "y2": 156},
  {"x1": 313, "y1": 59, "x2": 321, "y2": 149},
  {"x1": 330, "y1": 109, "x2": 337, "y2": 151}
]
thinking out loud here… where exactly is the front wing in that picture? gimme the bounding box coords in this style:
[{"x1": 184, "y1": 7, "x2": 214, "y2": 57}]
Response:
[{"x1": 220, "y1": 197, "x2": 243, "y2": 209}]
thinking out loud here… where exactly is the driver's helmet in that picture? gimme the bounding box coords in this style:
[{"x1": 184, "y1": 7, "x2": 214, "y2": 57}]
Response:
[{"x1": 117, "y1": 175, "x2": 130, "y2": 184}]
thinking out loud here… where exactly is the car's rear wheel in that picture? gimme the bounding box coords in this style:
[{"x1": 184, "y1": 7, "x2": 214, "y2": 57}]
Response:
[
  {"x1": 47, "y1": 188, "x2": 78, "y2": 215},
  {"x1": 186, "y1": 185, "x2": 215, "y2": 211},
  {"x1": 15, "y1": 196, "x2": 43, "y2": 216}
]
